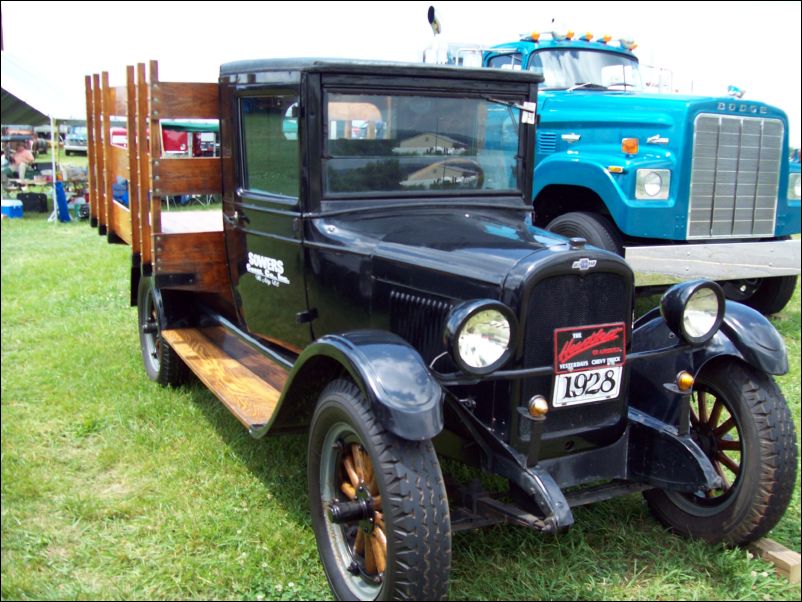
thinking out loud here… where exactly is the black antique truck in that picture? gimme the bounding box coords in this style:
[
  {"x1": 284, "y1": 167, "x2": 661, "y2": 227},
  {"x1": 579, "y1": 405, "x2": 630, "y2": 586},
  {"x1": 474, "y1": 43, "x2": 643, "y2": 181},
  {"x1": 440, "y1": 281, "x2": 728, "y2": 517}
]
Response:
[{"x1": 85, "y1": 59, "x2": 797, "y2": 600}]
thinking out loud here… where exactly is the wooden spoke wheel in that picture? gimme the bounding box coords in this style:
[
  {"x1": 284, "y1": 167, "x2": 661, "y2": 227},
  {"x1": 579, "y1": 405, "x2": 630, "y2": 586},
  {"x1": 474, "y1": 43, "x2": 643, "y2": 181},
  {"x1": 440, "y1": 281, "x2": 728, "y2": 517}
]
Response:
[
  {"x1": 688, "y1": 386, "x2": 742, "y2": 499},
  {"x1": 644, "y1": 361, "x2": 797, "y2": 545},
  {"x1": 308, "y1": 379, "x2": 451, "y2": 601}
]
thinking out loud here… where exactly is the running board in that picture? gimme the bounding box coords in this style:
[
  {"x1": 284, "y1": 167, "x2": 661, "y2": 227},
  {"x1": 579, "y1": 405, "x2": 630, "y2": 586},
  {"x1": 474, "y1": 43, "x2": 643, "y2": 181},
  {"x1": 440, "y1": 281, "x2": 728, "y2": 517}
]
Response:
[{"x1": 161, "y1": 327, "x2": 288, "y2": 430}]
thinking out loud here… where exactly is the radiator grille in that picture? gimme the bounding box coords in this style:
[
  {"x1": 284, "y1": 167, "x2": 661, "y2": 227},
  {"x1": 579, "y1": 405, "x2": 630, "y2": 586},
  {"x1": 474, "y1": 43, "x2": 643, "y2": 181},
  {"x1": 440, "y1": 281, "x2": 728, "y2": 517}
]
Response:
[
  {"x1": 522, "y1": 272, "x2": 629, "y2": 402},
  {"x1": 390, "y1": 290, "x2": 452, "y2": 364},
  {"x1": 688, "y1": 114, "x2": 783, "y2": 239}
]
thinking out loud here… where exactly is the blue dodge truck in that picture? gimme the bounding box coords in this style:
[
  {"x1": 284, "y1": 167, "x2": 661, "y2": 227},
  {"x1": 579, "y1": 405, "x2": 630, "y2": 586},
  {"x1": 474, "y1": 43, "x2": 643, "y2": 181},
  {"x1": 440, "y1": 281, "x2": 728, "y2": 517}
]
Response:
[
  {"x1": 425, "y1": 8, "x2": 801, "y2": 314},
  {"x1": 484, "y1": 31, "x2": 801, "y2": 314}
]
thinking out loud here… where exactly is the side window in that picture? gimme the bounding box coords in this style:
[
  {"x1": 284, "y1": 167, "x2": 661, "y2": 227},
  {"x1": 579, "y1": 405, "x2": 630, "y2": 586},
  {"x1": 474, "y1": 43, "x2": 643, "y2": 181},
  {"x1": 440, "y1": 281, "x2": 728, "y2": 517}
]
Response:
[
  {"x1": 487, "y1": 53, "x2": 523, "y2": 70},
  {"x1": 240, "y1": 93, "x2": 300, "y2": 197}
]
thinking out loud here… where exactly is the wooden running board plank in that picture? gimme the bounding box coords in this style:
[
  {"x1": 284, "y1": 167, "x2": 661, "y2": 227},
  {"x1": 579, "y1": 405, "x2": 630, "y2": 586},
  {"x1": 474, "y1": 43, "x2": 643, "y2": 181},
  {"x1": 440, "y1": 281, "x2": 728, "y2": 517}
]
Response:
[{"x1": 161, "y1": 328, "x2": 284, "y2": 429}]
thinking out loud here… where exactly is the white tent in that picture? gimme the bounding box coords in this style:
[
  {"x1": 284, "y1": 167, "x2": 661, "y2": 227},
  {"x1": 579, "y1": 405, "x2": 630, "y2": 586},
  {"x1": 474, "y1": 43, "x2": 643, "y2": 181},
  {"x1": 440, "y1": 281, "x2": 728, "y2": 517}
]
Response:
[{"x1": 1, "y1": 51, "x2": 87, "y2": 219}]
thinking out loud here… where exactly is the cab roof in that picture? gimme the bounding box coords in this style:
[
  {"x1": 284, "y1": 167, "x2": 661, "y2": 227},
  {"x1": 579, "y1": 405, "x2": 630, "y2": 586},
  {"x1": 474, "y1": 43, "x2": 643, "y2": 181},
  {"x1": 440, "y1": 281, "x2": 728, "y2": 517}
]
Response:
[{"x1": 219, "y1": 57, "x2": 544, "y2": 84}]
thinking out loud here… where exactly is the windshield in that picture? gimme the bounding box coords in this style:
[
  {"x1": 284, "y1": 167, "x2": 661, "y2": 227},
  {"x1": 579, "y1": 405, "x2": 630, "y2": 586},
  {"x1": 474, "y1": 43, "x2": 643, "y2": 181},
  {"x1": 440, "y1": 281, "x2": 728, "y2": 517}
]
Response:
[
  {"x1": 529, "y1": 49, "x2": 643, "y2": 91},
  {"x1": 322, "y1": 92, "x2": 522, "y2": 197}
]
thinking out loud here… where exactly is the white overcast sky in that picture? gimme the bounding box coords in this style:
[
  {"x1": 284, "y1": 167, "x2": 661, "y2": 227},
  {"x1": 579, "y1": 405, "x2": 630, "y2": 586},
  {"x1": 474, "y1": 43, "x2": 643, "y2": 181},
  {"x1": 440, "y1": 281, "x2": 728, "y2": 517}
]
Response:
[{"x1": 2, "y1": 0, "x2": 800, "y2": 146}]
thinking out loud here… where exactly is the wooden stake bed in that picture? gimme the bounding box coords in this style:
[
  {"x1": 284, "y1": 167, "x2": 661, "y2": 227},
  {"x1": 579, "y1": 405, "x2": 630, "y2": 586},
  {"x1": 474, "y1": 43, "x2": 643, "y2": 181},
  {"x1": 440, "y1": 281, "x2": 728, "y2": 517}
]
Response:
[
  {"x1": 161, "y1": 327, "x2": 288, "y2": 430},
  {"x1": 85, "y1": 61, "x2": 226, "y2": 294}
]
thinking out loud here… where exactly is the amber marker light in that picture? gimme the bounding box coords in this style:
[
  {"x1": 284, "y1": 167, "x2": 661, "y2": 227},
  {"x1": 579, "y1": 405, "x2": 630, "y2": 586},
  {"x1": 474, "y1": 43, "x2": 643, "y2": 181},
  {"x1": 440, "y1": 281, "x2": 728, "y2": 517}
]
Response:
[
  {"x1": 528, "y1": 395, "x2": 549, "y2": 417},
  {"x1": 621, "y1": 138, "x2": 639, "y2": 155},
  {"x1": 608, "y1": 165, "x2": 625, "y2": 174},
  {"x1": 676, "y1": 371, "x2": 695, "y2": 392},
  {"x1": 531, "y1": 32, "x2": 541, "y2": 41}
]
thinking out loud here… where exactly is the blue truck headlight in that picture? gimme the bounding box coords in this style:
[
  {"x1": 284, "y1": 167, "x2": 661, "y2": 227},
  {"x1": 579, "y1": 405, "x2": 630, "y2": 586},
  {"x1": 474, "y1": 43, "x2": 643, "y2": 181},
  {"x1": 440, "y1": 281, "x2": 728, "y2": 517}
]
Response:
[
  {"x1": 660, "y1": 280, "x2": 725, "y2": 345},
  {"x1": 636, "y1": 169, "x2": 671, "y2": 200},
  {"x1": 445, "y1": 300, "x2": 516, "y2": 375},
  {"x1": 789, "y1": 173, "x2": 801, "y2": 200}
]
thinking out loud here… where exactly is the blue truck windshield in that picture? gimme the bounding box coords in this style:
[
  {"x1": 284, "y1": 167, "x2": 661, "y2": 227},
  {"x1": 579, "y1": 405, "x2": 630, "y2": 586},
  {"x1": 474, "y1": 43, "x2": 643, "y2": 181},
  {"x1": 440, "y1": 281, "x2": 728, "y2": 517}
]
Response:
[
  {"x1": 529, "y1": 49, "x2": 643, "y2": 91},
  {"x1": 323, "y1": 93, "x2": 522, "y2": 197}
]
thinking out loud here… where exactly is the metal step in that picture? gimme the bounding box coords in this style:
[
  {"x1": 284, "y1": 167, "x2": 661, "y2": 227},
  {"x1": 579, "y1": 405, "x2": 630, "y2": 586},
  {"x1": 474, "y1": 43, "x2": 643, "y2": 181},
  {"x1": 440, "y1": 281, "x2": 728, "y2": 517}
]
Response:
[{"x1": 161, "y1": 326, "x2": 287, "y2": 429}]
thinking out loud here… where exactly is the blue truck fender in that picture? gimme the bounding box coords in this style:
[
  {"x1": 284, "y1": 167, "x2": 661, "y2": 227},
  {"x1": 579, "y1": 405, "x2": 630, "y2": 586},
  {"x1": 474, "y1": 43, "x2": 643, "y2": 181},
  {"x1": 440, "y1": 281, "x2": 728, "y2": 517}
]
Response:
[
  {"x1": 533, "y1": 154, "x2": 623, "y2": 203},
  {"x1": 256, "y1": 330, "x2": 444, "y2": 441}
]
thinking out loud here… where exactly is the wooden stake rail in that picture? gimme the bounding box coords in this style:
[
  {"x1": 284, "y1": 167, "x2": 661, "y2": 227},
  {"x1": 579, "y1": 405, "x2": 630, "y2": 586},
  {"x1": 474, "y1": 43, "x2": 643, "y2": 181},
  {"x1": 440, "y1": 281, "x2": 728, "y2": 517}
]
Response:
[{"x1": 85, "y1": 61, "x2": 223, "y2": 274}]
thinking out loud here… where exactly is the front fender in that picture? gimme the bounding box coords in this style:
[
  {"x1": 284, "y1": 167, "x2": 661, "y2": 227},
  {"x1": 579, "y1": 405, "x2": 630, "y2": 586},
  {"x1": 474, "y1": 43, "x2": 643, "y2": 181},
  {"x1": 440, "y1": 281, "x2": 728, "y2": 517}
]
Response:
[
  {"x1": 629, "y1": 301, "x2": 787, "y2": 425},
  {"x1": 286, "y1": 331, "x2": 444, "y2": 441},
  {"x1": 534, "y1": 155, "x2": 624, "y2": 214},
  {"x1": 704, "y1": 301, "x2": 789, "y2": 375}
]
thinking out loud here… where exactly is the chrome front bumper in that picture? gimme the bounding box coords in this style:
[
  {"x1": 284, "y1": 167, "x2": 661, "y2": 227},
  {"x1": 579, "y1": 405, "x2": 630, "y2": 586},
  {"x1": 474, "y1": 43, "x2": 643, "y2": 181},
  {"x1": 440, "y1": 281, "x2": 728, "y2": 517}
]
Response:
[{"x1": 626, "y1": 238, "x2": 801, "y2": 286}]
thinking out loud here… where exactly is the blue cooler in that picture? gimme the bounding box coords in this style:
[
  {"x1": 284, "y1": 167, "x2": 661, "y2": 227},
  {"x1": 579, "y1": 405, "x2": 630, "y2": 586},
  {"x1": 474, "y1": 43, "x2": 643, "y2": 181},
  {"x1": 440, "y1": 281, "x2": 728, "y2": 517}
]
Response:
[{"x1": 1, "y1": 200, "x2": 24, "y2": 219}]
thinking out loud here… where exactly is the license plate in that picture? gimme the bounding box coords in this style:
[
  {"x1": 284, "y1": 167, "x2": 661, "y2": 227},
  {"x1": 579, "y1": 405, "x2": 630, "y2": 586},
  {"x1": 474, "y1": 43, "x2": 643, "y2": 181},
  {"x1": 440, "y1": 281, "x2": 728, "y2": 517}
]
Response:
[
  {"x1": 552, "y1": 322, "x2": 626, "y2": 407},
  {"x1": 553, "y1": 366, "x2": 623, "y2": 407}
]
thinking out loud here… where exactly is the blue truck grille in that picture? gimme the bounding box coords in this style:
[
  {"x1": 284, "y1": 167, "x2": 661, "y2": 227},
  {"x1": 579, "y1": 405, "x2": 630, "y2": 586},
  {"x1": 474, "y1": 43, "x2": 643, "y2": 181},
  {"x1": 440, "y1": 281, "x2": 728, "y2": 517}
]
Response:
[{"x1": 688, "y1": 114, "x2": 783, "y2": 239}]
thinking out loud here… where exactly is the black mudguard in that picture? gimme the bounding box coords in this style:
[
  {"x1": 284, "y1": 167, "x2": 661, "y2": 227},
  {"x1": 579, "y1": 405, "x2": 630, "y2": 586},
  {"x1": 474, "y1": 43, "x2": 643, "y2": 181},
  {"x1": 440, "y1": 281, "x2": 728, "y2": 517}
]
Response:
[
  {"x1": 266, "y1": 330, "x2": 444, "y2": 441},
  {"x1": 629, "y1": 300, "x2": 788, "y2": 427}
]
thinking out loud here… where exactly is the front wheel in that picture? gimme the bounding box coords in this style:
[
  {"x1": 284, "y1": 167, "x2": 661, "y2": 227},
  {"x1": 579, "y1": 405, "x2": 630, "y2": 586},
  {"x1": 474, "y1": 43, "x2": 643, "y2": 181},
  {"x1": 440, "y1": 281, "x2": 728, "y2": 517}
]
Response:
[
  {"x1": 308, "y1": 379, "x2": 451, "y2": 601},
  {"x1": 546, "y1": 211, "x2": 624, "y2": 255},
  {"x1": 721, "y1": 275, "x2": 798, "y2": 316},
  {"x1": 643, "y1": 361, "x2": 797, "y2": 545}
]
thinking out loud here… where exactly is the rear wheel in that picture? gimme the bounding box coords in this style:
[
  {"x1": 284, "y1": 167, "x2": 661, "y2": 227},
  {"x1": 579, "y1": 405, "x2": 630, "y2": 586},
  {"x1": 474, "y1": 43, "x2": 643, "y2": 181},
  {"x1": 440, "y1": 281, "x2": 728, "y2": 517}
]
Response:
[
  {"x1": 643, "y1": 361, "x2": 797, "y2": 545},
  {"x1": 136, "y1": 277, "x2": 186, "y2": 386},
  {"x1": 546, "y1": 211, "x2": 624, "y2": 255},
  {"x1": 721, "y1": 275, "x2": 798, "y2": 316},
  {"x1": 308, "y1": 379, "x2": 451, "y2": 600}
]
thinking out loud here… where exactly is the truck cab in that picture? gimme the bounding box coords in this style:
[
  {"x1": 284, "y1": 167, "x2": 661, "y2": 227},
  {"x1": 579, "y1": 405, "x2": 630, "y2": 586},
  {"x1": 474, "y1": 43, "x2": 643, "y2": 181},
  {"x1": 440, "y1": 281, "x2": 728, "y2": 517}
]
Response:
[{"x1": 480, "y1": 31, "x2": 801, "y2": 315}]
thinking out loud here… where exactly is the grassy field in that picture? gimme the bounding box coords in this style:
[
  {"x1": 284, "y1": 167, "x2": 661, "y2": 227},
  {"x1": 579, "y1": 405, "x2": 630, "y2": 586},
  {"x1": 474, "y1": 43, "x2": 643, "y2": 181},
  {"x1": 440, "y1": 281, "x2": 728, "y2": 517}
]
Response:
[{"x1": 2, "y1": 215, "x2": 800, "y2": 600}]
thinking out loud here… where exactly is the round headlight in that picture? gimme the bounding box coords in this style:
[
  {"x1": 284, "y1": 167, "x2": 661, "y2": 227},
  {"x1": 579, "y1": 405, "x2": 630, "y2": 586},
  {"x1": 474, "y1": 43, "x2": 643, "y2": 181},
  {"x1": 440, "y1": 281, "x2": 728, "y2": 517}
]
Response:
[
  {"x1": 683, "y1": 287, "x2": 721, "y2": 340},
  {"x1": 445, "y1": 300, "x2": 517, "y2": 375},
  {"x1": 661, "y1": 280, "x2": 725, "y2": 344},
  {"x1": 642, "y1": 171, "x2": 663, "y2": 197}
]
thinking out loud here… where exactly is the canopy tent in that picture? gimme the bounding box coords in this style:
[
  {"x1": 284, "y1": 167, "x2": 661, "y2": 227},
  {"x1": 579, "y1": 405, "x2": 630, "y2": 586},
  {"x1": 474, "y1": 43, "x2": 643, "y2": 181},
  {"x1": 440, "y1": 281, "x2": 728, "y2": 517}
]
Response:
[{"x1": 1, "y1": 51, "x2": 87, "y2": 221}]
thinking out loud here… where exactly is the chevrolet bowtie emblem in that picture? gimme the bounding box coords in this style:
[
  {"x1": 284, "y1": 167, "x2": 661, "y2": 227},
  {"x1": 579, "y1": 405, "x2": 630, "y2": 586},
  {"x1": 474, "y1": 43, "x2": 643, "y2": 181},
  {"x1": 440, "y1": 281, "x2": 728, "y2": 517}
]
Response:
[{"x1": 572, "y1": 258, "x2": 597, "y2": 271}]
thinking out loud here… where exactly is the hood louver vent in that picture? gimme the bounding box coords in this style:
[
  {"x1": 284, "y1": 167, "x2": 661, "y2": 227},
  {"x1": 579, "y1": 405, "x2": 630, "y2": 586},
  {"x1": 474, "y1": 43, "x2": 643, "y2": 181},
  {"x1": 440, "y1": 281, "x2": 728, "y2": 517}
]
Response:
[
  {"x1": 390, "y1": 290, "x2": 452, "y2": 364},
  {"x1": 537, "y1": 132, "x2": 557, "y2": 154}
]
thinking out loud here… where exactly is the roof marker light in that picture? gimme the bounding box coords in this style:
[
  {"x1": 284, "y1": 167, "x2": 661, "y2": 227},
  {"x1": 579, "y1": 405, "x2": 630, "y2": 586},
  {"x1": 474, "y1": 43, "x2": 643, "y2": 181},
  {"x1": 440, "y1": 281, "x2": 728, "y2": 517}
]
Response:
[
  {"x1": 582, "y1": 32, "x2": 593, "y2": 41},
  {"x1": 531, "y1": 31, "x2": 541, "y2": 41},
  {"x1": 599, "y1": 35, "x2": 612, "y2": 43}
]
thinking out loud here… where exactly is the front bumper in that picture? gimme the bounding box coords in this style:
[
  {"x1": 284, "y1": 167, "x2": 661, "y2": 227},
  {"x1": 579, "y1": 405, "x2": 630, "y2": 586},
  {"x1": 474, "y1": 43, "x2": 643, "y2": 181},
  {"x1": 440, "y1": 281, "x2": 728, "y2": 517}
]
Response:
[{"x1": 626, "y1": 238, "x2": 801, "y2": 286}]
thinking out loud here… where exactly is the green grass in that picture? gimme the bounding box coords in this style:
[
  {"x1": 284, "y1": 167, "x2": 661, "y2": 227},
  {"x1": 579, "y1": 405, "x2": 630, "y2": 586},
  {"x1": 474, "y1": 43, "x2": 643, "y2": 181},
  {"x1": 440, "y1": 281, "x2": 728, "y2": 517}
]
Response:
[{"x1": 2, "y1": 216, "x2": 800, "y2": 600}]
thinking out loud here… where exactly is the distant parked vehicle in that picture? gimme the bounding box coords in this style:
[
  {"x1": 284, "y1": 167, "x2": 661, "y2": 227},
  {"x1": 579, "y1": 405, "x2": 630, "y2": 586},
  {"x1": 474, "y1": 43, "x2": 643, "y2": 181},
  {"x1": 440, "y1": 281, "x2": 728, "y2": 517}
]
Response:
[{"x1": 64, "y1": 126, "x2": 88, "y2": 155}]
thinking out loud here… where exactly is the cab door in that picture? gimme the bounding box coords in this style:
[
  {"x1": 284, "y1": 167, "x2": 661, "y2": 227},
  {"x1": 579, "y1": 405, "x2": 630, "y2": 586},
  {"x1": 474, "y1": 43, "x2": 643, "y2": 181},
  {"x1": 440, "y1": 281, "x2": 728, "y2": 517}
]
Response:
[{"x1": 224, "y1": 89, "x2": 311, "y2": 351}]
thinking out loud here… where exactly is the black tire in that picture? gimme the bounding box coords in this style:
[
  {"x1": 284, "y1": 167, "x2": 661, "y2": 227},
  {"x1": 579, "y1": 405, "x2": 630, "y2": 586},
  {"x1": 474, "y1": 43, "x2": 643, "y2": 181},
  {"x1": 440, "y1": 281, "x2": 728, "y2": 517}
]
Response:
[
  {"x1": 546, "y1": 211, "x2": 624, "y2": 255},
  {"x1": 643, "y1": 361, "x2": 797, "y2": 545},
  {"x1": 721, "y1": 275, "x2": 798, "y2": 316},
  {"x1": 308, "y1": 379, "x2": 451, "y2": 601},
  {"x1": 136, "y1": 277, "x2": 187, "y2": 386}
]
